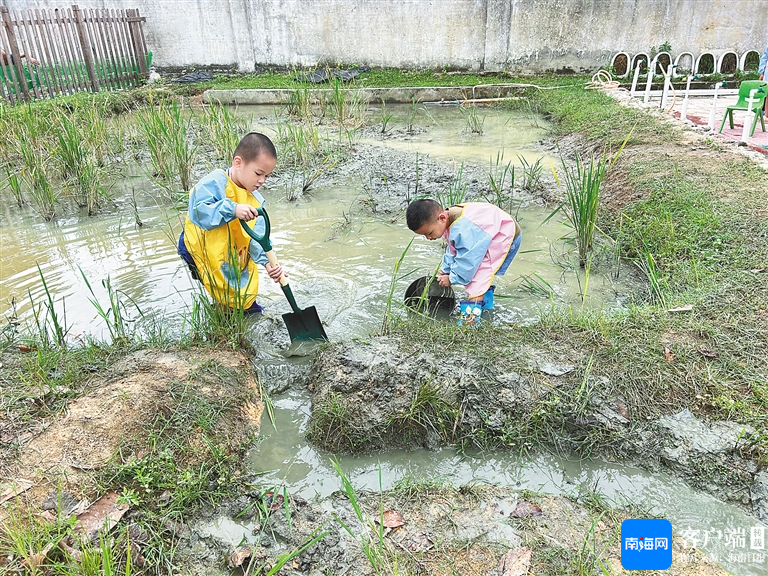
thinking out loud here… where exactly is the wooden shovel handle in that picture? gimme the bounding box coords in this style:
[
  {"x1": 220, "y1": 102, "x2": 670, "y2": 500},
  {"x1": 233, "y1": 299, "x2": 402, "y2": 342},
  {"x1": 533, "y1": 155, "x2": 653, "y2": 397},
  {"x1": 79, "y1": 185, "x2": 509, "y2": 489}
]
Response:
[{"x1": 265, "y1": 249, "x2": 289, "y2": 287}]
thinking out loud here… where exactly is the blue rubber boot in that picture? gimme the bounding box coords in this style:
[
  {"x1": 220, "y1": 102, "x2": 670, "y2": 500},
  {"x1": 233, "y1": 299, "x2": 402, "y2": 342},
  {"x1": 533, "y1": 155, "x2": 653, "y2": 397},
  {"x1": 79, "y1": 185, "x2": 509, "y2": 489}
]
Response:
[
  {"x1": 458, "y1": 300, "x2": 483, "y2": 327},
  {"x1": 482, "y1": 285, "x2": 495, "y2": 310}
]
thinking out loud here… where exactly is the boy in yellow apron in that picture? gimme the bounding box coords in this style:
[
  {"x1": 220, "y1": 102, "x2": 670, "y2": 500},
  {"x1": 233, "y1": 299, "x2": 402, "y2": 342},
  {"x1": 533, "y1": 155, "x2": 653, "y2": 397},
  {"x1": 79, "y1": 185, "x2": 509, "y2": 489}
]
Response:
[{"x1": 178, "y1": 132, "x2": 283, "y2": 312}]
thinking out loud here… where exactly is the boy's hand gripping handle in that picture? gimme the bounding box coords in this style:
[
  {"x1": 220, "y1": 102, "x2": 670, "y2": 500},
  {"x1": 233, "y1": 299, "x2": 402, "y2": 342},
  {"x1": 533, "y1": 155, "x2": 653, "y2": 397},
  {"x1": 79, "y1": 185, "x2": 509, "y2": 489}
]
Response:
[{"x1": 239, "y1": 208, "x2": 300, "y2": 313}]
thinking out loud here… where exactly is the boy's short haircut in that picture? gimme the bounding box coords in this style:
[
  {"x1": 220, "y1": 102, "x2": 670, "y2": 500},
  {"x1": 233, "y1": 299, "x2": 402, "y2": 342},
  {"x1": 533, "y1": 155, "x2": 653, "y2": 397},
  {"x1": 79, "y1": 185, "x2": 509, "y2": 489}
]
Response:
[
  {"x1": 233, "y1": 132, "x2": 277, "y2": 163},
  {"x1": 406, "y1": 198, "x2": 443, "y2": 231}
]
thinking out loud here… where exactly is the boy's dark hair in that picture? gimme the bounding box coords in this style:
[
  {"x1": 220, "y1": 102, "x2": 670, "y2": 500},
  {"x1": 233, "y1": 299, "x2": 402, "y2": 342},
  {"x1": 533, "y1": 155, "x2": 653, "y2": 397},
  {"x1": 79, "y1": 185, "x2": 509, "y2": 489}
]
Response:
[
  {"x1": 233, "y1": 132, "x2": 277, "y2": 163},
  {"x1": 406, "y1": 198, "x2": 443, "y2": 231}
]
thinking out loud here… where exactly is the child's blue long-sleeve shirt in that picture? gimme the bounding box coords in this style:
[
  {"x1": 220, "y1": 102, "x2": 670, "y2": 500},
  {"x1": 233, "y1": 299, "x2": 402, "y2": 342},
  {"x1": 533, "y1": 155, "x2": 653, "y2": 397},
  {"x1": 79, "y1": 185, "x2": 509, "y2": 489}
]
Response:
[{"x1": 760, "y1": 45, "x2": 768, "y2": 75}]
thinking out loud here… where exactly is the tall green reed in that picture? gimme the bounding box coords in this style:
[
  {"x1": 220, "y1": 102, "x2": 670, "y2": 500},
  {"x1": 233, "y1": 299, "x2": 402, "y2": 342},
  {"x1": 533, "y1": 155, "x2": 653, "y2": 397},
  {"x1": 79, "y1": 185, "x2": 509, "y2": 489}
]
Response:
[
  {"x1": 435, "y1": 163, "x2": 467, "y2": 207},
  {"x1": 5, "y1": 168, "x2": 24, "y2": 207},
  {"x1": 23, "y1": 163, "x2": 57, "y2": 221},
  {"x1": 330, "y1": 459, "x2": 392, "y2": 575},
  {"x1": 329, "y1": 79, "x2": 368, "y2": 126},
  {"x1": 55, "y1": 110, "x2": 108, "y2": 215},
  {"x1": 517, "y1": 154, "x2": 544, "y2": 191},
  {"x1": 184, "y1": 240, "x2": 251, "y2": 347},
  {"x1": 554, "y1": 129, "x2": 630, "y2": 268},
  {"x1": 136, "y1": 99, "x2": 197, "y2": 190},
  {"x1": 460, "y1": 103, "x2": 485, "y2": 134},
  {"x1": 483, "y1": 151, "x2": 516, "y2": 213},
  {"x1": 80, "y1": 267, "x2": 144, "y2": 345},
  {"x1": 559, "y1": 152, "x2": 606, "y2": 268},
  {"x1": 379, "y1": 99, "x2": 393, "y2": 133},
  {"x1": 200, "y1": 101, "x2": 248, "y2": 163},
  {"x1": 635, "y1": 250, "x2": 668, "y2": 307},
  {"x1": 11, "y1": 107, "x2": 57, "y2": 220},
  {"x1": 286, "y1": 84, "x2": 314, "y2": 119},
  {"x1": 30, "y1": 264, "x2": 68, "y2": 348},
  {"x1": 382, "y1": 238, "x2": 415, "y2": 335},
  {"x1": 167, "y1": 100, "x2": 197, "y2": 190}
]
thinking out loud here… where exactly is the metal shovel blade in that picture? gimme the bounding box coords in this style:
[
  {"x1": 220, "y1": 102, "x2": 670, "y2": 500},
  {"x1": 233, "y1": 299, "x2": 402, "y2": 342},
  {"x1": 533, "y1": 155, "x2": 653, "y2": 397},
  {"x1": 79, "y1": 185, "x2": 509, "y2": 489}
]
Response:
[{"x1": 282, "y1": 305, "x2": 328, "y2": 342}]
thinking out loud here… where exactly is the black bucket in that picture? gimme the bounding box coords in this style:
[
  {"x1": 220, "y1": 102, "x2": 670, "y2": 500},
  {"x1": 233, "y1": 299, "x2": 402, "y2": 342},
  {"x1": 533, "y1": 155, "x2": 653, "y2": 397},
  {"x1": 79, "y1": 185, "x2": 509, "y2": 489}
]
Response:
[{"x1": 404, "y1": 276, "x2": 455, "y2": 316}]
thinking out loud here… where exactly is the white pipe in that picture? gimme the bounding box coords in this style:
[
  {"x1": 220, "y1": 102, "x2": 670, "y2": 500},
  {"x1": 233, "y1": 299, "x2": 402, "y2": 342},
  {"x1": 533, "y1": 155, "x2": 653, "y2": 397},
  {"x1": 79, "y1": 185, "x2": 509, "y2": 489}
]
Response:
[
  {"x1": 680, "y1": 75, "x2": 693, "y2": 121},
  {"x1": 660, "y1": 64, "x2": 672, "y2": 110},
  {"x1": 644, "y1": 55, "x2": 660, "y2": 103},
  {"x1": 707, "y1": 83, "x2": 721, "y2": 130},
  {"x1": 630, "y1": 61, "x2": 642, "y2": 97},
  {"x1": 741, "y1": 88, "x2": 760, "y2": 142}
]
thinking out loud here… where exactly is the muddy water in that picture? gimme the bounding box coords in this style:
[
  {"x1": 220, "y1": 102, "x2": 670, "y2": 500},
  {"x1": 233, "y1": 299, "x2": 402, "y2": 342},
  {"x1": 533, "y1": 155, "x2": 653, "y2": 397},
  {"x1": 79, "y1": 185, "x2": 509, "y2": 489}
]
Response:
[
  {"x1": 1, "y1": 105, "x2": 632, "y2": 341},
  {"x1": 244, "y1": 388, "x2": 768, "y2": 576}
]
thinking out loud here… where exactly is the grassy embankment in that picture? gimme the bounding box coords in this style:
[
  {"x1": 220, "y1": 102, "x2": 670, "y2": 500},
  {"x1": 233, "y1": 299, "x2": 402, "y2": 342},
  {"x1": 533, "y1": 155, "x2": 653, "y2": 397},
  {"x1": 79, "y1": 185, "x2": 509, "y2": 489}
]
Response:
[{"x1": 373, "y1": 81, "x2": 768, "y2": 469}]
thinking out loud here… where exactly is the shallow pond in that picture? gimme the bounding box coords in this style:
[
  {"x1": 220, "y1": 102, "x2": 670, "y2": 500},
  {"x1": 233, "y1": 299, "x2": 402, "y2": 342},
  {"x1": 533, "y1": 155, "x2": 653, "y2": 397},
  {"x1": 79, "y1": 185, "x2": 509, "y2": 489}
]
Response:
[{"x1": 0, "y1": 105, "x2": 634, "y2": 341}]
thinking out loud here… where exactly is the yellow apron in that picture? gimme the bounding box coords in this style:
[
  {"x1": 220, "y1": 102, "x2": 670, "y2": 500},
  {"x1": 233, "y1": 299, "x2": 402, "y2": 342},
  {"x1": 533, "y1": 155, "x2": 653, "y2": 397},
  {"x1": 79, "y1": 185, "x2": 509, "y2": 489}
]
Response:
[{"x1": 183, "y1": 170, "x2": 261, "y2": 309}]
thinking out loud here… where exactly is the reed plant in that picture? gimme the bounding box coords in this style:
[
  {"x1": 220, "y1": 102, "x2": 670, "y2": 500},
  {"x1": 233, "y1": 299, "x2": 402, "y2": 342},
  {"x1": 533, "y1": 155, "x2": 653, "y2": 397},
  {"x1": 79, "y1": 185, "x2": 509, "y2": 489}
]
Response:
[
  {"x1": 23, "y1": 163, "x2": 57, "y2": 221},
  {"x1": 520, "y1": 273, "x2": 556, "y2": 299},
  {"x1": 460, "y1": 104, "x2": 485, "y2": 134},
  {"x1": 54, "y1": 110, "x2": 88, "y2": 182},
  {"x1": 329, "y1": 79, "x2": 368, "y2": 126},
  {"x1": 559, "y1": 152, "x2": 606, "y2": 268},
  {"x1": 136, "y1": 99, "x2": 197, "y2": 190},
  {"x1": 435, "y1": 163, "x2": 467, "y2": 207},
  {"x1": 80, "y1": 268, "x2": 143, "y2": 345},
  {"x1": 635, "y1": 250, "x2": 668, "y2": 307},
  {"x1": 518, "y1": 154, "x2": 544, "y2": 191},
  {"x1": 330, "y1": 459, "x2": 393, "y2": 575},
  {"x1": 136, "y1": 103, "x2": 175, "y2": 182},
  {"x1": 382, "y1": 238, "x2": 415, "y2": 334},
  {"x1": 166, "y1": 100, "x2": 197, "y2": 191},
  {"x1": 6, "y1": 168, "x2": 23, "y2": 207},
  {"x1": 184, "y1": 242, "x2": 251, "y2": 347},
  {"x1": 30, "y1": 264, "x2": 68, "y2": 348},
  {"x1": 287, "y1": 155, "x2": 339, "y2": 200},
  {"x1": 379, "y1": 99, "x2": 393, "y2": 133},
  {"x1": 10, "y1": 108, "x2": 57, "y2": 220},
  {"x1": 79, "y1": 102, "x2": 110, "y2": 165},
  {"x1": 276, "y1": 120, "x2": 322, "y2": 168},
  {"x1": 200, "y1": 101, "x2": 249, "y2": 163},
  {"x1": 55, "y1": 111, "x2": 109, "y2": 215},
  {"x1": 483, "y1": 151, "x2": 516, "y2": 212},
  {"x1": 286, "y1": 84, "x2": 314, "y2": 120},
  {"x1": 406, "y1": 97, "x2": 419, "y2": 133}
]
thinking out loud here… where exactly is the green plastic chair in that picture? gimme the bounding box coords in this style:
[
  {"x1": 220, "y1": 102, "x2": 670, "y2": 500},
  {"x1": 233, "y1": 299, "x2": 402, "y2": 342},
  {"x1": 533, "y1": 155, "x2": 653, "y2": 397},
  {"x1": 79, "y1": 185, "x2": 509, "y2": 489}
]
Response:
[{"x1": 719, "y1": 80, "x2": 768, "y2": 136}]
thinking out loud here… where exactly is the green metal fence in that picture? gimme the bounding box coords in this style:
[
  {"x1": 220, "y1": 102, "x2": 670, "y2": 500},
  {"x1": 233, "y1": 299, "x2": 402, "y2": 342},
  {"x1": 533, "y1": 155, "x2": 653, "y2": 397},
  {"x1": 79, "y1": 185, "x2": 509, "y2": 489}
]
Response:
[{"x1": 0, "y1": 5, "x2": 149, "y2": 103}]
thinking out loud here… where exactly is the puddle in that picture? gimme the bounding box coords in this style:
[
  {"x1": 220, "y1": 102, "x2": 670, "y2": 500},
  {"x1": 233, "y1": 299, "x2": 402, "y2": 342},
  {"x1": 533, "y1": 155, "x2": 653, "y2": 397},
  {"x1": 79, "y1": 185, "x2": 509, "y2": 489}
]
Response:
[{"x1": 242, "y1": 389, "x2": 768, "y2": 576}]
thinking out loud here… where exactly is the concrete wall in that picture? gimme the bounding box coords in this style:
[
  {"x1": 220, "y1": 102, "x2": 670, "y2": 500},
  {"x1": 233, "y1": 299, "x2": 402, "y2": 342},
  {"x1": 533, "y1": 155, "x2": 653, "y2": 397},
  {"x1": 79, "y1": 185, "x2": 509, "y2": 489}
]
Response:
[{"x1": 4, "y1": 0, "x2": 767, "y2": 73}]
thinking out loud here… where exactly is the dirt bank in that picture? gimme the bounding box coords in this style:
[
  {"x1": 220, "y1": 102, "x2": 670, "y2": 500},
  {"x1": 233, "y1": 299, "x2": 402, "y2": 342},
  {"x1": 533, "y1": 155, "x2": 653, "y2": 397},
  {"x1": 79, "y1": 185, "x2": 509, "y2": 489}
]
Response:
[{"x1": 176, "y1": 483, "x2": 725, "y2": 576}]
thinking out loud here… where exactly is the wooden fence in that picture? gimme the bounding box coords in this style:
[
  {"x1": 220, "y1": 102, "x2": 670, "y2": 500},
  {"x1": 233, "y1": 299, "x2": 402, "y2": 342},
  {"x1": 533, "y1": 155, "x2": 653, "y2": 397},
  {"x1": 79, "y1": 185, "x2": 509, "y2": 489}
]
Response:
[{"x1": 0, "y1": 5, "x2": 148, "y2": 103}]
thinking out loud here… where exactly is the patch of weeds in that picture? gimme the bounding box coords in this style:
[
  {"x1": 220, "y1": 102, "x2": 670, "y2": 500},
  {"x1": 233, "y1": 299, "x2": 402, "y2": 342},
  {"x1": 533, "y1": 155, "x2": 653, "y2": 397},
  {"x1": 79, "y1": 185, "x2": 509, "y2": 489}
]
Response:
[
  {"x1": 307, "y1": 391, "x2": 370, "y2": 452},
  {"x1": 331, "y1": 460, "x2": 395, "y2": 576},
  {"x1": 98, "y1": 360, "x2": 259, "y2": 513},
  {"x1": 459, "y1": 103, "x2": 485, "y2": 134},
  {"x1": 0, "y1": 505, "x2": 149, "y2": 575},
  {"x1": 387, "y1": 379, "x2": 459, "y2": 445}
]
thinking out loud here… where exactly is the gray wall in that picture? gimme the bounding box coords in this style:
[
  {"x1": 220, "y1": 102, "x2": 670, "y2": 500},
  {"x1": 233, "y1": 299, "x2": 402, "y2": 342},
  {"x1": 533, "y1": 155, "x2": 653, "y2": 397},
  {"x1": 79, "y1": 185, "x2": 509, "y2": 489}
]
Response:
[{"x1": 4, "y1": 0, "x2": 767, "y2": 73}]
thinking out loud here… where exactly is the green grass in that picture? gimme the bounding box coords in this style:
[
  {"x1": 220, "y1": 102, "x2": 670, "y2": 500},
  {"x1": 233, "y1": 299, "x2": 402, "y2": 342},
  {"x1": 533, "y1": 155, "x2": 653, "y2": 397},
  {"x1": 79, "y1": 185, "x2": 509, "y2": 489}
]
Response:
[
  {"x1": 204, "y1": 68, "x2": 530, "y2": 91},
  {"x1": 306, "y1": 79, "x2": 768, "y2": 467}
]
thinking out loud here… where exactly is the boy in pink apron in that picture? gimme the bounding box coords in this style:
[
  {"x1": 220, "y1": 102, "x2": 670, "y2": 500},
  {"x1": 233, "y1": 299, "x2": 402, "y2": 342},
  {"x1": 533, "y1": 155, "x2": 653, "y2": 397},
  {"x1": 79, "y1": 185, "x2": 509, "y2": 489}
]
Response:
[{"x1": 407, "y1": 199, "x2": 522, "y2": 326}]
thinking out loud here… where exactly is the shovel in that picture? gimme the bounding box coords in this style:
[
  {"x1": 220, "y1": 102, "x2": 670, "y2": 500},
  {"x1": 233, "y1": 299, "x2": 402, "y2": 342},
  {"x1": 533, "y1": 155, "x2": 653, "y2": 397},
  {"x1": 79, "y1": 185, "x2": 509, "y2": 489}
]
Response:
[{"x1": 240, "y1": 209, "x2": 328, "y2": 342}]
